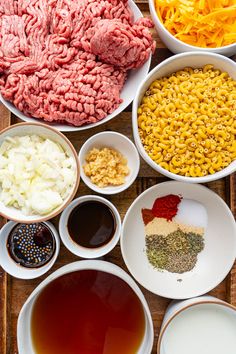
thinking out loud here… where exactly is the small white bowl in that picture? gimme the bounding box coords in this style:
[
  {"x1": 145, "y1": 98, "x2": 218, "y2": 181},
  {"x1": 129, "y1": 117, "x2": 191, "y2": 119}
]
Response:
[
  {"x1": 0, "y1": 0, "x2": 151, "y2": 132},
  {"x1": 158, "y1": 295, "x2": 236, "y2": 354},
  {"x1": 121, "y1": 181, "x2": 236, "y2": 299},
  {"x1": 79, "y1": 131, "x2": 140, "y2": 194},
  {"x1": 0, "y1": 221, "x2": 60, "y2": 279},
  {"x1": 132, "y1": 52, "x2": 236, "y2": 183},
  {"x1": 148, "y1": 0, "x2": 236, "y2": 57},
  {"x1": 59, "y1": 195, "x2": 122, "y2": 258},
  {"x1": 17, "y1": 260, "x2": 154, "y2": 354},
  {"x1": 0, "y1": 122, "x2": 80, "y2": 223}
]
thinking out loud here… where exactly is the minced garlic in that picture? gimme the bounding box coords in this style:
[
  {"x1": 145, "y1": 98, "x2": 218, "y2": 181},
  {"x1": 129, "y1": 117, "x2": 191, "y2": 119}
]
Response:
[{"x1": 83, "y1": 147, "x2": 129, "y2": 188}]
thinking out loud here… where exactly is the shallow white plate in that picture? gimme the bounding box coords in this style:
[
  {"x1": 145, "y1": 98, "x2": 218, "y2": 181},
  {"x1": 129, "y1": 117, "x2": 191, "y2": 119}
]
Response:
[
  {"x1": 0, "y1": 0, "x2": 151, "y2": 132},
  {"x1": 121, "y1": 181, "x2": 236, "y2": 299}
]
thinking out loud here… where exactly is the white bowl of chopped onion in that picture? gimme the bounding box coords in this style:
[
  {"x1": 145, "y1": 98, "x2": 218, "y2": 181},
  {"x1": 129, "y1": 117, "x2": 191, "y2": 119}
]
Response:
[
  {"x1": 132, "y1": 52, "x2": 236, "y2": 183},
  {"x1": 0, "y1": 122, "x2": 80, "y2": 223},
  {"x1": 149, "y1": 0, "x2": 236, "y2": 57}
]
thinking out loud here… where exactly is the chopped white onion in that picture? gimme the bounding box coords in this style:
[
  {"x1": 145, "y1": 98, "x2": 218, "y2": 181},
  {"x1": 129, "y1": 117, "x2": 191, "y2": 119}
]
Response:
[{"x1": 0, "y1": 135, "x2": 76, "y2": 215}]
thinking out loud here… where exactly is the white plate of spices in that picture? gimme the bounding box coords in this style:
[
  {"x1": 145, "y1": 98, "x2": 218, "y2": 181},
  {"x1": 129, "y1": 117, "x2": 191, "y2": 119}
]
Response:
[{"x1": 121, "y1": 181, "x2": 236, "y2": 299}]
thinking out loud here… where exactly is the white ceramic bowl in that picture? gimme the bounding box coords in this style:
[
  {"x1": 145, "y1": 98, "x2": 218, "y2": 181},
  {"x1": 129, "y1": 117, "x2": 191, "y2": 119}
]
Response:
[
  {"x1": 132, "y1": 52, "x2": 236, "y2": 183},
  {"x1": 0, "y1": 221, "x2": 60, "y2": 279},
  {"x1": 158, "y1": 295, "x2": 236, "y2": 354},
  {"x1": 79, "y1": 131, "x2": 140, "y2": 194},
  {"x1": 17, "y1": 260, "x2": 154, "y2": 354},
  {"x1": 121, "y1": 181, "x2": 236, "y2": 299},
  {"x1": 148, "y1": 0, "x2": 236, "y2": 57},
  {"x1": 0, "y1": 0, "x2": 151, "y2": 132},
  {"x1": 0, "y1": 122, "x2": 80, "y2": 223},
  {"x1": 59, "y1": 195, "x2": 122, "y2": 258}
]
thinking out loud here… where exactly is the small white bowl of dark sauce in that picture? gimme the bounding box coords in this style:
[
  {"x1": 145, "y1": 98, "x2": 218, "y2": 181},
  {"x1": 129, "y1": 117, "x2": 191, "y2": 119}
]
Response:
[
  {"x1": 0, "y1": 221, "x2": 60, "y2": 279},
  {"x1": 59, "y1": 195, "x2": 122, "y2": 258}
]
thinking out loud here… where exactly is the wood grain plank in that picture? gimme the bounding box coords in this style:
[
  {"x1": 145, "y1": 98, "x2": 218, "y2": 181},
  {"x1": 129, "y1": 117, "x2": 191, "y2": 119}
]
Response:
[
  {"x1": 0, "y1": 104, "x2": 11, "y2": 132},
  {"x1": 2, "y1": 1, "x2": 236, "y2": 352},
  {"x1": 0, "y1": 103, "x2": 11, "y2": 354},
  {"x1": 230, "y1": 173, "x2": 236, "y2": 219},
  {"x1": 227, "y1": 173, "x2": 236, "y2": 306},
  {"x1": 0, "y1": 270, "x2": 7, "y2": 354}
]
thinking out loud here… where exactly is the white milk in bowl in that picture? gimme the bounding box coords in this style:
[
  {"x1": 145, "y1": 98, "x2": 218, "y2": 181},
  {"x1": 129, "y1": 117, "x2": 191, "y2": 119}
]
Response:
[{"x1": 161, "y1": 303, "x2": 236, "y2": 354}]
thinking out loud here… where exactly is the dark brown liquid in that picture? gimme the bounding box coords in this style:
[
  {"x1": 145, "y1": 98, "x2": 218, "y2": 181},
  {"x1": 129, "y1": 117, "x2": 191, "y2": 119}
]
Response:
[
  {"x1": 31, "y1": 270, "x2": 145, "y2": 354},
  {"x1": 7, "y1": 223, "x2": 55, "y2": 268},
  {"x1": 68, "y1": 201, "x2": 115, "y2": 248}
]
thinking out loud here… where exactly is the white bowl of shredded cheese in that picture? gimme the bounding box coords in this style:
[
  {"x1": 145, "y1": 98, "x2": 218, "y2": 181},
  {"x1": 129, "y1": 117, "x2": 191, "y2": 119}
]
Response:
[
  {"x1": 149, "y1": 0, "x2": 236, "y2": 57},
  {"x1": 0, "y1": 122, "x2": 80, "y2": 223}
]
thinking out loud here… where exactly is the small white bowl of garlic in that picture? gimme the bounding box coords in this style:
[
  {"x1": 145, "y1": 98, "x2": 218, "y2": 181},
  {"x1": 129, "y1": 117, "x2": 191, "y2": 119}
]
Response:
[
  {"x1": 79, "y1": 131, "x2": 140, "y2": 195},
  {"x1": 0, "y1": 122, "x2": 80, "y2": 223}
]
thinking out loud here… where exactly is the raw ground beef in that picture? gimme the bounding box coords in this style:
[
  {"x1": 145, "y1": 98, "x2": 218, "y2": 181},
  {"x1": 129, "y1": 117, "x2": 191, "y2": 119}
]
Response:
[
  {"x1": 82, "y1": 18, "x2": 155, "y2": 69},
  {"x1": 0, "y1": 0, "x2": 155, "y2": 127}
]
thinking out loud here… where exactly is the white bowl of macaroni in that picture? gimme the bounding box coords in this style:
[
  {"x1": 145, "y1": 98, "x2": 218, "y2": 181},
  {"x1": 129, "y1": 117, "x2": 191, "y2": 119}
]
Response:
[{"x1": 132, "y1": 52, "x2": 236, "y2": 183}]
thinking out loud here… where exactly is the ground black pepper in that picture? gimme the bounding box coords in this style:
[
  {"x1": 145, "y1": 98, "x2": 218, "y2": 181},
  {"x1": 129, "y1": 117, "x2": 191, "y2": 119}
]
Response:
[{"x1": 146, "y1": 228, "x2": 204, "y2": 273}]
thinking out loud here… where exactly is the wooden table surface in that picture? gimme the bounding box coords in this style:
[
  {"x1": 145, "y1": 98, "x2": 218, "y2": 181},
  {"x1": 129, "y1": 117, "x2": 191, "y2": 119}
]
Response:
[{"x1": 0, "y1": 1, "x2": 236, "y2": 353}]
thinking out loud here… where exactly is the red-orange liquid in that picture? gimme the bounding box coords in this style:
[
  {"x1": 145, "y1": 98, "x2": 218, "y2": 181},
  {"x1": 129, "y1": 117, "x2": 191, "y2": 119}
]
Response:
[{"x1": 31, "y1": 270, "x2": 145, "y2": 354}]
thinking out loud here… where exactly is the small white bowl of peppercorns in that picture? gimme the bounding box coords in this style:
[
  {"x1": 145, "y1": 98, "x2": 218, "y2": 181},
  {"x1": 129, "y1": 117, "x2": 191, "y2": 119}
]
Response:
[{"x1": 0, "y1": 220, "x2": 60, "y2": 279}]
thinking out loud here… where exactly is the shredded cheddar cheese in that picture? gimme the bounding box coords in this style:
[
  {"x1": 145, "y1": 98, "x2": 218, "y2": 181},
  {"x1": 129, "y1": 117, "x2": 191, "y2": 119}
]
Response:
[{"x1": 155, "y1": 0, "x2": 236, "y2": 48}]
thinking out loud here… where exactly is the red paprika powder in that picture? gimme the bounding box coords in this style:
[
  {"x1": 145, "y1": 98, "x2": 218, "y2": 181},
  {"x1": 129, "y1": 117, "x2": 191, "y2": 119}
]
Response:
[
  {"x1": 141, "y1": 194, "x2": 182, "y2": 225},
  {"x1": 152, "y1": 194, "x2": 182, "y2": 221}
]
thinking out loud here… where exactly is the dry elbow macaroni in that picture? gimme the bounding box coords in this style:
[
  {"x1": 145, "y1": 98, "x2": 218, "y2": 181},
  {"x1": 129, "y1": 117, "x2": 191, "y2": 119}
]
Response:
[{"x1": 138, "y1": 65, "x2": 236, "y2": 177}]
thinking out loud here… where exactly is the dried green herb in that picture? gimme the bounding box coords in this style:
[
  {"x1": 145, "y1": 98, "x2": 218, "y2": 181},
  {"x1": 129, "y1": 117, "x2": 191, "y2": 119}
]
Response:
[
  {"x1": 187, "y1": 232, "x2": 204, "y2": 254},
  {"x1": 145, "y1": 228, "x2": 204, "y2": 273},
  {"x1": 146, "y1": 249, "x2": 168, "y2": 270}
]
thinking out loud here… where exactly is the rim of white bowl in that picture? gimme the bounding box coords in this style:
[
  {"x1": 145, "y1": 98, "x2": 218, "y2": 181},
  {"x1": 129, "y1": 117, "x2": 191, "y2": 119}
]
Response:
[
  {"x1": 120, "y1": 181, "x2": 236, "y2": 299},
  {"x1": 0, "y1": 0, "x2": 152, "y2": 133},
  {"x1": 79, "y1": 131, "x2": 140, "y2": 195},
  {"x1": 0, "y1": 221, "x2": 60, "y2": 279},
  {"x1": 0, "y1": 122, "x2": 80, "y2": 222},
  {"x1": 132, "y1": 51, "x2": 236, "y2": 183},
  {"x1": 157, "y1": 299, "x2": 236, "y2": 354},
  {"x1": 59, "y1": 195, "x2": 122, "y2": 258},
  {"x1": 148, "y1": 0, "x2": 236, "y2": 52}
]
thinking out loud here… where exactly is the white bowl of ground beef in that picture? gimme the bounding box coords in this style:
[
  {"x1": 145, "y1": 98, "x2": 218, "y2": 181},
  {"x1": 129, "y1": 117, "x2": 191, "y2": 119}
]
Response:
[{"x1": 0, "y1": 0, "x2": 154, "y2": 132}]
